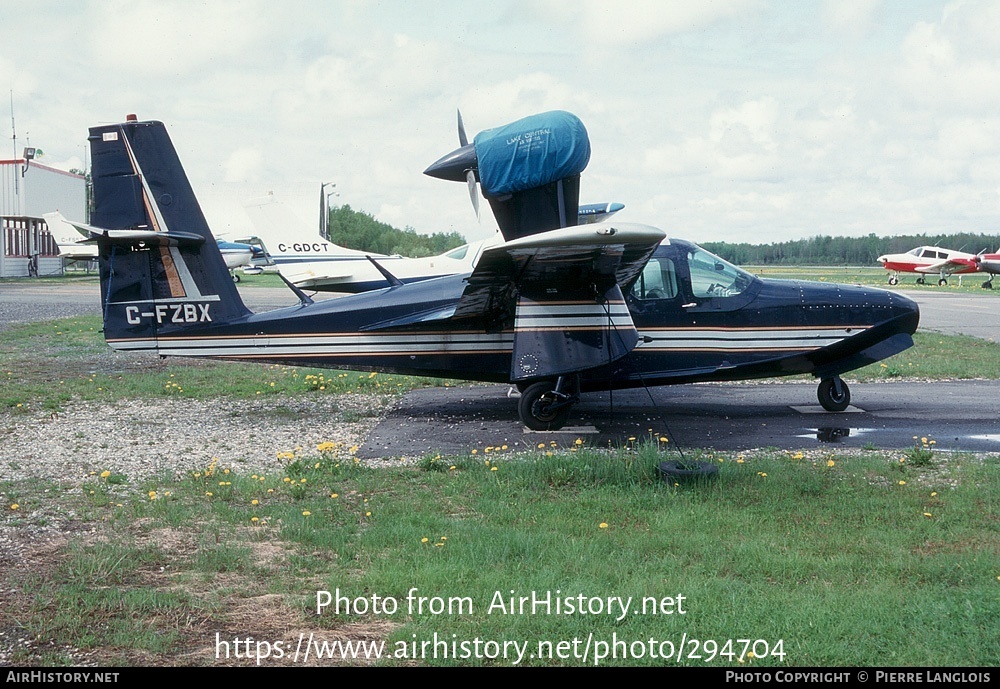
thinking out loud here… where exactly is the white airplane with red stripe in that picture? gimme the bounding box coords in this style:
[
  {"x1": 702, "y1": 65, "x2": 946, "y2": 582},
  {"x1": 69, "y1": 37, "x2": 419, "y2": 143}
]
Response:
[{"x1": 877, "y1": 246, "x2": 982, "y2": 286}]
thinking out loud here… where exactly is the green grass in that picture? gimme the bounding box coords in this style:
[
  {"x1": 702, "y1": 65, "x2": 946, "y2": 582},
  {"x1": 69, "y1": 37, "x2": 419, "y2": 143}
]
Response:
[
  {"x1": 2, "y1": 444, "x2": 996, "y2": 666},
  {"x1": 1, "y1": 313, "x2": 998, "y2": 666}
]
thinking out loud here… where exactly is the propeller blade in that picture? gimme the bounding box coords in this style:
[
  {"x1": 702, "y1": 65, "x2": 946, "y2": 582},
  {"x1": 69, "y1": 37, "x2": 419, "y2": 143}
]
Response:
[
  {"x1": 466, "y1": 169, "x2": 480, "y2": 220},
  {"x1": 458, "y1": 109, "x2": 468, "y2": 147}
]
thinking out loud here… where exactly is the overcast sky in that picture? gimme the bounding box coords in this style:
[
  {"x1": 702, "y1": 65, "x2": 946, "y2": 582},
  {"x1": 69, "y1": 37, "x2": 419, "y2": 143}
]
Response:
[{"x1": 4, "y1": 0, "x2": 1000, "y2": 245}]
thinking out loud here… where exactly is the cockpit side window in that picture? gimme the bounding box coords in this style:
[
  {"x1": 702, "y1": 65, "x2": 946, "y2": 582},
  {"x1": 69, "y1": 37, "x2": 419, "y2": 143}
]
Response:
[
  {"x1": 445, "y1": 244, "x2": 469, "y2": 260},
  {"x1": 631, "y1": 258, "x2": 678, "y2": 300},
  {"x1": 687, "y1": 248, "x2": 753, "y2": 299}
]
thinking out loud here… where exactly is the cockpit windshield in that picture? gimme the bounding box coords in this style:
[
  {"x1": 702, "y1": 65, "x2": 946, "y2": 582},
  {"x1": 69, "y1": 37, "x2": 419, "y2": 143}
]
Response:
[{"x1": 687, "y1": 248, "x2": 754, "y2": 299}]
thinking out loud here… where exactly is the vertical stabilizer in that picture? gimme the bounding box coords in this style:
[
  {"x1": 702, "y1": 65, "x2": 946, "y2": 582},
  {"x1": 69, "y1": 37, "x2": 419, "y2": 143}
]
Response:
[{"x1": 87, "y1": 118, "x2": 250, "y2": 347}]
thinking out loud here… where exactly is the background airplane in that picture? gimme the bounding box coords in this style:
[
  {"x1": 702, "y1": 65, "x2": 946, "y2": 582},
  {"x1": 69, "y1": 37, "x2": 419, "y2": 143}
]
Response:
[
  {"x1": 972, "y1": 252, "x2": 1000, "y2": 289},
  {"x1": 45, "y1": 211, "x2": 98, "y2": 262},
  {"x1": 877, "y1": 245, "x2": 983, "y2": 286},
  {"x1": 240, "y1": 193, "x2": 624, "y2": 293},
  {"x1": 81, "y1": 113, "x2": 918, "y2": 431}
]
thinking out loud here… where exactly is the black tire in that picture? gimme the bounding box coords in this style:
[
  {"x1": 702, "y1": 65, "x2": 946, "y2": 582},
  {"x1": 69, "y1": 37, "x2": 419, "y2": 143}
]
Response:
[
  {"x1": 888, "y1": 276, "x2": 898, "y2": 286},
  {"x1": 518, "y1": 381, "x2": 572, "y2": 431},
  {"x1": 232, "y1": 273, "x2": 241, "y2": 283},
  {"x1": 817, "y1": 378, "x2": 850, "y2": 412},
  {"x1": 938, "y1": 278, "x2": 947, "y2": 286},
  {"x1": 916, "y1": 277, "x2": 925, "y2": 285},
  {"x1": 983, "y1": 281, "x2": 993, "y2": 290},
  {"x1": 658, "y1": 460, "x2": 719, "y2": 484}
]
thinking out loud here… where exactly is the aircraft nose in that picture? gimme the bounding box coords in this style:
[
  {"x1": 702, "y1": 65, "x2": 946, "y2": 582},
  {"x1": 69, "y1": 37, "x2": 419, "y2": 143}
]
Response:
[{"x1": 887, "y1": 289, "x2": 920, "y2": 333}]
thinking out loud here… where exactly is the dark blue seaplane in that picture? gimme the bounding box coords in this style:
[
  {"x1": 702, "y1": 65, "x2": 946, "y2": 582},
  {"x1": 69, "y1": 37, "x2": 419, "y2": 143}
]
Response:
[{"x1": 78, "y1": 111, "x2": 918, "y2": 430}]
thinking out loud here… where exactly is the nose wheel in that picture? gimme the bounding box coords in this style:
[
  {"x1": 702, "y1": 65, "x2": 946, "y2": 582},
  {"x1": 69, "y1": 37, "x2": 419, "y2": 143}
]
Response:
[{"x1": 817, "y1": 377, "x2": 850, "y2": 412}]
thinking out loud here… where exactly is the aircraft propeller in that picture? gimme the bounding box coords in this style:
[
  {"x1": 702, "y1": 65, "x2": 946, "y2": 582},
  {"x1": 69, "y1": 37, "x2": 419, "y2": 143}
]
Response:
[
  {"x1": 424, "y1": 109, "x2": 482, "y2": 220},
  {"x1": 457, "y1": 110, "x2": 480, "y2": 220}
]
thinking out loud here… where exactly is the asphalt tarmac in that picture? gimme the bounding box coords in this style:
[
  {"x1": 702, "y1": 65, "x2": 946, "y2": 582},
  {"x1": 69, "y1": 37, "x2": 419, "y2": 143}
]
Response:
[
  {"x1": 357, "y1": 380, "x2": 1000, "y2": 457},
  {"x1": 2, "y1": 279, "x2": 998, "y2": 453}
]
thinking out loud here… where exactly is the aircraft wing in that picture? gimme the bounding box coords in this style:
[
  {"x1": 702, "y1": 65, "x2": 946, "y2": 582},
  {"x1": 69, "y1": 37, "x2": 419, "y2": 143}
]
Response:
[
  {"x1": 917, "y1": 258, "x2": 977, "y2": 274},
  {"x1": 371, "y1": 223, "x2": 665, "y2": 381}
]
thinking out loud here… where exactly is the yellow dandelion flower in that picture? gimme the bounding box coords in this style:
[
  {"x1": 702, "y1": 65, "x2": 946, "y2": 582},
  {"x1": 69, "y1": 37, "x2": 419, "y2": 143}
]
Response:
[
  {"x1": 471, "y1": 449, "x2": 478, "y2": 455},
  {"x1": 599, "y1": 522, "x2": 608, "y2": 529},
  {"x1": 574, "y1": 438, "x2": 583, "y2": 446},
  {"x1": 251, "y1": 499, "x2": 259, "y2": 506},
  {"x1": 923, "y1": 512, "x2": 933, "y2": 518},
  {"x1": 267, "y1": 489, "x2": 274, "y2": 493},
  {"x1": 302, "y1": 510, "x2": 311, "y2": 516},
  {"x1": 449, "y1": 465, "x2": 456, "y2": 471},
  {"x1": 827, "y1": 459, "x2": 835, "y2": 467},
  {"x1": 491, "y1": 466, "x2": 498, "y2": 472},
  {"x1": 434, "y1": 542, "x2": 444, "y2": 547},
  {"x1": 501, "y1": 445, "x2": 508, "y2": 450},
  {"x1": 100, "y1": 470, "x2": 111, "y2": 479},
  {"x1": 330, "y1": 493, "x2": 338, "y2": 499},
  {"x1": 537, "y1": 443, "x2": 545, "y2": 449},
  {"x1": 365, "y1": 511, "x2": 372, "y2": 517},
  {"x1": 440, "y1": 536, "x2": 447, "y2": 541},
  {"x1": 251, "y1": 516, "x2": 259, "y2": 523},
  {"x1": 930, "y1": 492, "x2": 937, "y2": 497},
  {"x1": 206, "y1": 491, "x2": 213, "y2": 497},
  {"x1": 898, "y1": 480, "x2": 906, "y2": 486},
  {"x1": 659, "y1": 437, "x2": 668, "y2": 443},
  {"x1": 148, "y1": 491, "x2": 157, "y2": 500},
  {"x1": 421, "y1": 537, "x2": 429, "y2": 543},
  {"x1": 10, "y1": 504, "x2": 19, "y2": 510}
]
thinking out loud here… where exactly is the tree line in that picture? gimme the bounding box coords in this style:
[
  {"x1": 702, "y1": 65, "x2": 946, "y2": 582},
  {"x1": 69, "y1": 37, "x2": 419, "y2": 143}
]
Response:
[
  {"x1": 326, "y1": 205, "x2": 465, "y2": 257},
  {"x1": 702, "y1": 232, "x2": 1000, "y2": 266}
]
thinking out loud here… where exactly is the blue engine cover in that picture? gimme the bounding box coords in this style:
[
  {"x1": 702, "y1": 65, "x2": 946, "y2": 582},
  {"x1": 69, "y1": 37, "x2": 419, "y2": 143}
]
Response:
[{"x1": 474, "y1": 111, "x2": 591, "y2": 197}]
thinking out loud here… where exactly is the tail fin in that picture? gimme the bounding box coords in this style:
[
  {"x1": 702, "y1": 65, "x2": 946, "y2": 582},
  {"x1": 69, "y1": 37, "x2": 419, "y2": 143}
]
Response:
[
  {"x1": 242, "y1": 193, "x2": 379, "y2": 260},
  {"x1": 86, "y1": 118, "x2": 250, "y2": 348}
]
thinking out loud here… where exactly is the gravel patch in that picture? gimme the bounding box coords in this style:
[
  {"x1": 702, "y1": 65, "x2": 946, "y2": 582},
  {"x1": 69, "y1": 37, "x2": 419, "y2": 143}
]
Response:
[{"x1": 0, "y1": 394, "x2": 398, "y2": 485}]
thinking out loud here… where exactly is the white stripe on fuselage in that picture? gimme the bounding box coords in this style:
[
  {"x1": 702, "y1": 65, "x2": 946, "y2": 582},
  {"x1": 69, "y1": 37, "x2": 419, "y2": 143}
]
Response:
[{"x1": 106, "y1": 325, "x2": 870, "y2": 357}]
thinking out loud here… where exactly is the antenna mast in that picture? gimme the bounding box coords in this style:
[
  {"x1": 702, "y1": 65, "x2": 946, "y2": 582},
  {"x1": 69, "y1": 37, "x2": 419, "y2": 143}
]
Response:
[{"x1": 10, "y1": 90, "x2": 19, "y2": 212}]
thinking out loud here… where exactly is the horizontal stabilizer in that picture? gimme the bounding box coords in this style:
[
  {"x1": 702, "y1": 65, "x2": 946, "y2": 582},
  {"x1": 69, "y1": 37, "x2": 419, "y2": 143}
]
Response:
[{"x1": 79, "y1": 224, "x2": 207, "y2": 247}]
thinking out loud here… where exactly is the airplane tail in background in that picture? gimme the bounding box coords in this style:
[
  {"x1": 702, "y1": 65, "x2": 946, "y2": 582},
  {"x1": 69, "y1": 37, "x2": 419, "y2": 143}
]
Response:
[
  {"x1": 242, "y1": 194, "x2": 379, "y2": 262},
  {"x1": 86, "y1": 117, "x2": 251, "y2": 348}
]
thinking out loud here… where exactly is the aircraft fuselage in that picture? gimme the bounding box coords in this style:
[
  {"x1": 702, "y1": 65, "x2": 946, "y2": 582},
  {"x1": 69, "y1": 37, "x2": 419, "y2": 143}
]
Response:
[{"x1": 107, "y1": 239, "x2": 919, "y2": 391}]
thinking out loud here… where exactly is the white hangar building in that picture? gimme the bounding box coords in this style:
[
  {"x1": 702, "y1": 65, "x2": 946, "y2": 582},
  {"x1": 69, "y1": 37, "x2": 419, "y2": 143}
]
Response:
[{"x1": 1, "y1": 155, "x2": 87, "y2": 277}]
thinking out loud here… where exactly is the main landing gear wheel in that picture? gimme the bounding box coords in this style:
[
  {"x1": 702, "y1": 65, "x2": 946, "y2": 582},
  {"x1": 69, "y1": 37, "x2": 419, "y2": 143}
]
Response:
[
  {"x1": 888, "y1": 276, "x2": 899, "y2": 286},
  {"x1": 983, "y1": 279, "x2": 994, "y2": 290},
  {"x1": 916, "y1": 277, "x2": 926, "y2": 285},
  {"x1": 817, "y1": 377, "x2": 851, "y2": 412},
  {"x1": 938, "y1": 278, "x2": 948, "y2": 286},
  {"x1": 518, "y1": 381, "x2": 572, "y2": 431},
  {"x1": 231, "y1": 272, "x2": 241, "y2": 283}
]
